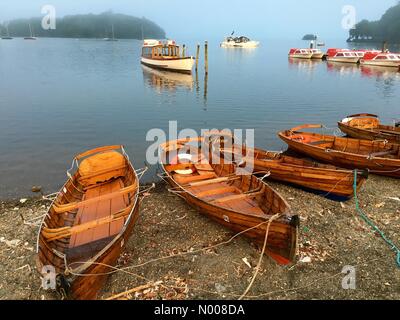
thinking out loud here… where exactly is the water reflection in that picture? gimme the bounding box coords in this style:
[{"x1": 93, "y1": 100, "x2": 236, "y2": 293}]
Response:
[
  {"x1": 142, "y1": 65, "x2": 194, "y2": 93},
  {"x1": 360, "y1": 65, "x2": 400, "y2": 98},
  {"x1": 221, "y1": 46, "x2": 258, "y2": 62},
  {"x1": 326, "y1": 61, "x2": 359, "y2": 76},
  {"x1": 288, "y1": 58, "x2": 323, "y2": 73},
  {"x1": 360, "y1": 65, "x2": 400, "y2": 80}
]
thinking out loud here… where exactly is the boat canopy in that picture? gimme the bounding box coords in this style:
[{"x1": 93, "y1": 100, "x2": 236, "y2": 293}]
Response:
[
  {"x1": 289, "y1": 48, "x2": 311, "y2": 54},
  {"x1": 143, "y1": 39, "x2": 162, "y2": 47}
]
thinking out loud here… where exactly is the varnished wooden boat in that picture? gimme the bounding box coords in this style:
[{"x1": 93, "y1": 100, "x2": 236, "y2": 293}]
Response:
[
  {"x1": 338, "y1": 113, "x2": 400, "y2": 143},
  {"x1": 279, "y1": 124, "x2": 400, "y2": 178},
  {"x1": 159, "y1": 137, "x2": 299, "y2": 265},
  {"x1": 36, "y1": 145, "x2": 140, "y2": 300},
  {"x1": 219, "y1": 145, "x2": 368, "y2": 198}
]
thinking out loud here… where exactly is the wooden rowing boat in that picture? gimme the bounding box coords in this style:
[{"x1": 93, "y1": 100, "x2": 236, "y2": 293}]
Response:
[
  {"x1": 338, "y1": 113, "x2": 400, "y2": 143},
  {"x1": 279, "y1": 124, "x2": 400, "y2": 178},
  {"x1": 36, "y1": 145, "x2": 141, "y2": 300},
  {"x1": 219, "y1": 145, "x2": 368, "y2": 198},
  {"x1": 159, "y1": 137, "x2": 299, "y2": 265}
]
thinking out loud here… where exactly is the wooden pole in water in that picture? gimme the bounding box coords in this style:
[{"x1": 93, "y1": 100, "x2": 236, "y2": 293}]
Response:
[
  {"x1": 195, "y1": 43, "x2": 200, "y2": 72},
  {"x1": 182, "y1": 44, "x2": 186, "y2": 57},
  {"x1": 204, "y1": 40, "x2": 209, "y2": 75}
]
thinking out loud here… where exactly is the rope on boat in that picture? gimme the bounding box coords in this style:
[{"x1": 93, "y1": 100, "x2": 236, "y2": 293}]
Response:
[
  {"x1": 353, "y1": 169, "x2": 400, "y2": 268},
  {"x1": 238, "y1": 212, "x2": 282, "y2": 300}
]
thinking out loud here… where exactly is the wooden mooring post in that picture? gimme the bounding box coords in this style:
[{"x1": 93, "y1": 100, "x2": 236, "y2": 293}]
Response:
[
  {"x1": 195, "y1": 43, "x2": 200, "y2": 72},
  {"x1": 204, "y1": 40, "x2": 209, "y2": 75}
]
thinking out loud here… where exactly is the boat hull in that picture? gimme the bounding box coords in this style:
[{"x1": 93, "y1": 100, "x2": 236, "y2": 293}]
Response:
[
  {"x1": 141, "y1": 56, "x2": 195, "y2": 74},
  {"x1": 289, "y1": 53, "x2": 313, "y2": 59},
  {"x1": 279, "y1": 129, "x2": 400, "y2": 178},
  {"x1": 221, "y1": 41, "x2": 260, "y2": 48},
  {"x1": 326, "y1": 57, "x2": 359, "y2": 63},
  {"x1": 248, "y1": 149, "x2": 367, "y2": 198},
  {"x1": 311, "y1": 53, "x2": 325, "y2": 59},
  {"x1": 359, "y1": 59, "x2": 400, "y2": 68}
]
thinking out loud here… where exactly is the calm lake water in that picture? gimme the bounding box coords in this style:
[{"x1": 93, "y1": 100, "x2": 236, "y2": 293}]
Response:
[{"x1": 1, "y1": 38, "x2": 399, "y2": 198}]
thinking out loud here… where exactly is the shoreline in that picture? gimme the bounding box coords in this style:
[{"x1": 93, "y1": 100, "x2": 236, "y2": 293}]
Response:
[{"x1": 0, "y1": 176, "x2": 399, "y2": 300}]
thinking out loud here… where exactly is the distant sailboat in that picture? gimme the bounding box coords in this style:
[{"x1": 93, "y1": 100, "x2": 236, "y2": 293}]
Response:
[
  {"x1": 104, "y1": 24, "x2": 118, "y2": 41},
  {"x1": 24, "y1": 23, "x2": 37, "y2": 40},
  {"x1": 1, "y1": 25, "x2": 13, "y2": 40}
]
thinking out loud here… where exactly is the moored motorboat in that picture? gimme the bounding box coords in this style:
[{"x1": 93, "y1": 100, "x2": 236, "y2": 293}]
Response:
[
  {"x1": 220, "y1": 36, "x2": 260, "y2": 48},
  {"x1": 37, "y1": 145, "x2": 142, "y2": 299},
  {"x1": 326, "y1": 49, "x2": 359, "y2": 63},
  {"x1": 278, "y1": 124, "x2": 400, "y2": 178},
  {"x1": 288, "y1": 48, "x2": 313, "y2": 59},
  {"x1": 338, "y1": 113, "x2": 400, "y2": 143},
  {"x1": 359, "y1": 51, "x2": 400, "y2": 68},
  {"x1": 141, "y1": 39, "x2": 195, "y2": 74},
  {"x1": 159, "y1": 136, "x2": 299, "y2": 265}
]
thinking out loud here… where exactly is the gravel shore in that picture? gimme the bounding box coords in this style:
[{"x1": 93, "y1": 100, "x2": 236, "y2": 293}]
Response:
[{"x1": 0, "y1": 175, "x2": 399, "y2": 300}]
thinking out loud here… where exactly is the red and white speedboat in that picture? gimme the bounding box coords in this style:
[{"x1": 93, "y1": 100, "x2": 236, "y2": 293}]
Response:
[
  {"x1": 360, "y1": 51, "x2": 400, "y2": 68},
  {"x1": 325, "y1": 49, "x2": 360, "y2": 63},
  {"x1": 141, "y1": 39, "x2": 195, "y2": 74},
  {"x1": 288, "y1": 48, "x2": 313, "y2": 59}
]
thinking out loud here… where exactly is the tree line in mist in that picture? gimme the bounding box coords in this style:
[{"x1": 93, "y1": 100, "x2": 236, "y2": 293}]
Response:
[
  {"x1": 348, "y1": 2, "x2": 400, "y2": 42},
  {"x1": 0, "y1": 11, "x2": 166, "y2": 39}
]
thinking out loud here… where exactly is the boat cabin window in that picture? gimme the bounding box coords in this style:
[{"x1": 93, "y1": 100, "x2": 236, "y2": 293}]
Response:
[
  {"x1": 142, "y1": 47, "x2": 152, "y2": 58},
  {"x1": 375, "y1": 55, "x2": 388, "y2": 60},
  {"x1": 336, "y1": 53, "x2": 344, "y2": 57},
  {"x1": 143, "y1": 44, "x2": 180, "y2": 58}
]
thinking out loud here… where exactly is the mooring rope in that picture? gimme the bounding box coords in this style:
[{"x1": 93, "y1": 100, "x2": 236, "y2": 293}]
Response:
[
  {"x1": 238, "y1": 212, "x2": 282, "y2": 300},
  {"x1": 353, "y1": 169, "x2": 400, "y2": 267}
]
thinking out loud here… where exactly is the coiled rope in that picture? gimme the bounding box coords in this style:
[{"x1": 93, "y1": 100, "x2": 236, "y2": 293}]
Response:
[{"x1": 353, "y1": 169, "x2": 400, "y2": 267}]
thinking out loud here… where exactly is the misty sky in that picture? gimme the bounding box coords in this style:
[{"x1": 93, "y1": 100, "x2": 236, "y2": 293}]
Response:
[{"x1": 0, "y1": 0, "x2": 397, "y2": 39}]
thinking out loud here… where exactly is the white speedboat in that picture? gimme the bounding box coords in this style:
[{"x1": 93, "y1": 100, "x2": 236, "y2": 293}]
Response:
[
  {"x1": 288, "y1": 48, "x2": 313, "y2": 59},
  {"x1": 141, "y1": 39, "x2": 195, "y2": 74},
  {"x1": 220, "y1": 36, "x2": 260, "y2": 48}
]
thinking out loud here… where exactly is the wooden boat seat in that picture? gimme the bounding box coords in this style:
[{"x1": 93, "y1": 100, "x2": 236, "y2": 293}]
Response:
[
  {"x1": 68, "y1": 178, "x2": 130, "y2": 248},
  {"x1": 211, "y1": 189, "x2": 264, "y2": 204},
  {"x1": 53, "y1": 181, "x2": 137, "y2": 214},
  {"x1": 187, "y1": 176, "x2": 241, "y2": 187},
  {"x1": 78, "y1": 151, "x2": 126, "y2": 187},
  {"x1": 194, "y1": 186, "x2": 237, "y2": 198},
  {"x1": 309, "y1": 140, "x2": 333, "y2": 146},
  {"x1": 42, "y1": 206, "x2": 131, "y2": 242},
  {"x1": 174, "y1": 172, "x2": 216, "y2": 185}
]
